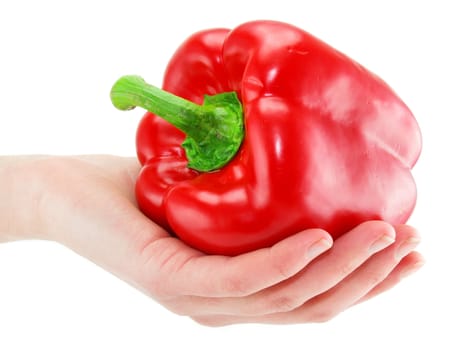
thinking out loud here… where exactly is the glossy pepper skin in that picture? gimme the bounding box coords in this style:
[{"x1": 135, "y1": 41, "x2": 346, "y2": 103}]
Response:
[{"x1": 114, "y1": 20, "x2": 422, "y2": 256}]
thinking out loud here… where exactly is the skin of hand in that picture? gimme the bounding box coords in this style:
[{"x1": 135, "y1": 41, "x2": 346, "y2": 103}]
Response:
[{"x1": 0, "y1": 155, "x2": 424, "y2": 326}]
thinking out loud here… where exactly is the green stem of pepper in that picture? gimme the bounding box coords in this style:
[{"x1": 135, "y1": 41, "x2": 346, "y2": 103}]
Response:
[{"x1": 110, "y1": 75, "x2": 244, "y2": 172}]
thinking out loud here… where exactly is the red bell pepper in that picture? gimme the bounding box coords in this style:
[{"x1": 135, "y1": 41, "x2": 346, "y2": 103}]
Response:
[{"x1": 111, "y1": 20, "x2": 421, "y2": 256}]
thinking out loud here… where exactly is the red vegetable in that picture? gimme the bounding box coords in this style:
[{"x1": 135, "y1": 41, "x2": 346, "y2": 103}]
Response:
[{"x1": 111, "y1": 20, "x2": 421, "y2": 256}]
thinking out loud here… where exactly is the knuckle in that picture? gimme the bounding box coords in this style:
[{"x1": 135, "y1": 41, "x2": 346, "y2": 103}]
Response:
[
  {"x1": 272, "y1": 256, "x2": 295, "y2": 280},
  {"x1": 365, "y1": 270, "x2": 387, "y2": 287},
  {"x1": 267, "y1": 294, "x2": 300, "y2": 313},
  {"x1": 339, "y1": 260, "x2": 357, "y2": 277},
  {"x1": 221, "y1": 275, "x2": 251, "y2": 297},
  {"x1": 166, "y1": 296, "x2": 222, "y2": 317},
  {"x1": 141, "y1": 275, "x2": 166, "y2": 299},
  {"x1": 309, "y1": 308, "x2": 338, "y2": 323},
  {"x1": 191, "y1": 316, "x2": 230, "y2": 328},
  {"x1": 165, "y1": 302, "x2": 190, "y2": 316},
  {"x1": 269, "y1": 246, "x2": 296, "y2": 280},
  {"x1": 139, "y1": 269, "x2": 176, "y2": 300}
]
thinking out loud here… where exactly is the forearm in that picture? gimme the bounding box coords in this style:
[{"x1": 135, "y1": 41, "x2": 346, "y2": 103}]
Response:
[{"x1": 0, "y1": 156, "x2": 51, "y2": 242}]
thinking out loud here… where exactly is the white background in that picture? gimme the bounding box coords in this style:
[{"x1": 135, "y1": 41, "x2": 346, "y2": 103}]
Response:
[{"x1": 1, "y1": 0, "x2": 449, "y2": 349}]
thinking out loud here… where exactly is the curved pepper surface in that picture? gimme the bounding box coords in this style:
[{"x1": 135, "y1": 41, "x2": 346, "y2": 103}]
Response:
[{"x1": 112, "y1": 20, "x2": 422, "y2": 256}]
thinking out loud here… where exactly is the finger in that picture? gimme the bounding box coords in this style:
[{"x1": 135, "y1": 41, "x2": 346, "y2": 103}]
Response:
[
  {"x1": 168, "y1": 221, "x2": 396, "y2": 317},
  {"x1": 205, "y1": 221, "x2": 396, "y2": 316},
  {"x1": 355, "y1": 251, "x2": 425, "y2": 304},
  {"x1": 267, "y1": 225, "x2": 421, "y2": 323},
  {"x1": 191, "y1": 227, "x2": 422, "y2": 327},
  {"x1": 140, "y1": 228, "x2": 332, "y2": 299}
]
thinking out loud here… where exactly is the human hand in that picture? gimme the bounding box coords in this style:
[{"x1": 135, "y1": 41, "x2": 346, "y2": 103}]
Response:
[{"x1": 6, "y1": 155, "x2": 423, "y2": 326}]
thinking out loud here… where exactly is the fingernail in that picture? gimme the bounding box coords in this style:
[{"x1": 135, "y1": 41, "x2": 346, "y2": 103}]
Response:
[
  {"x1": 396, "y1": 236, "x2": 421, "y2": 261},
  {"x1": 369, "y1": 233, "x2": 395, "y2": 255},
  {"x1": 307, "y1": 238, "x2": 333, "y2": 259},
  {"x1": 400, "y1": 259, "x2": 425, "y2": 279}
]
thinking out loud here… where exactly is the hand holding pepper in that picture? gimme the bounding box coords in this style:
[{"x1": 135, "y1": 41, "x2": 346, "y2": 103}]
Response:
[{"x1": 0, "y1": 155, "x2": 424, "y2": 325}]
